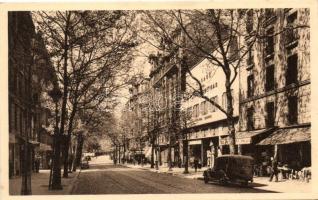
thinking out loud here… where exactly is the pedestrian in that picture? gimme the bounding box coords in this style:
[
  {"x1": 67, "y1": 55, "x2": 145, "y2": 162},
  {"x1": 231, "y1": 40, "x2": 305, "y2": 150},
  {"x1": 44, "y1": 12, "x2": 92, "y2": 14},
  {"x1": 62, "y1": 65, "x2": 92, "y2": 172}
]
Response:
[
  {"x1": 35, "y1": 156, "x2": 40, "y2": 173},
  {"x1": 211, "y1": 147, "x2": 215, "y2": 168},
  {"x1": 194, "y1": 157, "x2": 199, "y2": 172},
  {"x1": 269, "y1": 157, "x2": 279, "y2": 182},
  {"x1": 207, "y1": 150, "x2": 211, "y2": 167},
  {"x1": 217, "y1": 146, "x2": 222, "y2": 157}
]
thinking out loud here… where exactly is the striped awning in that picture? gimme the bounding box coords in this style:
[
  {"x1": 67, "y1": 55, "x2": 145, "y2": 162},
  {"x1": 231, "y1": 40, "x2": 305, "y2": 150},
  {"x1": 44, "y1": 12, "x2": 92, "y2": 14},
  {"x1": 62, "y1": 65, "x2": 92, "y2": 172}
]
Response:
[
  {"x1": 235, "y1": 128, "x2": 274, "y2": 144},
  {"x1": 257, "y1": 126, "x2": 310, "y2": 145}
]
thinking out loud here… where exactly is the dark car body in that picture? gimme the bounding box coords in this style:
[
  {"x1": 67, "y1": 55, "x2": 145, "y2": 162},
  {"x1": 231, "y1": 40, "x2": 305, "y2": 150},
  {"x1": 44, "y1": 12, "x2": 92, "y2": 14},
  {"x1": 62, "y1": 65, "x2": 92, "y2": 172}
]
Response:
[
  {"x1": 203, "y1": 155, "x2": 254, "y2": 186},
  {"x1": 81, "y1": 160, "x2": 89, "y2": 169}
]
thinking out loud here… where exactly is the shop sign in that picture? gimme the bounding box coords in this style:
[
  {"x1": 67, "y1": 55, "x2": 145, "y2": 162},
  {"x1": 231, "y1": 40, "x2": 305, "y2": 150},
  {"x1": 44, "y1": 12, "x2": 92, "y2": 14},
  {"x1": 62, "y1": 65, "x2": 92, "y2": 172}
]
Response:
[
  {"x1": 206, "y1": 128, "x2": 217, "y2": 137},
  {"x1": 189, "y1": 140, "x2": 202, "y2": 145},
  {"x1": 235, "y1": 137, "x2": 252, "y2": 144},
  {"x1": 197, "y1": 130, "x2": 205, "y2": 138},
  {"x1": 220, "y1": 137, "x2": 230, "y2": 145}
]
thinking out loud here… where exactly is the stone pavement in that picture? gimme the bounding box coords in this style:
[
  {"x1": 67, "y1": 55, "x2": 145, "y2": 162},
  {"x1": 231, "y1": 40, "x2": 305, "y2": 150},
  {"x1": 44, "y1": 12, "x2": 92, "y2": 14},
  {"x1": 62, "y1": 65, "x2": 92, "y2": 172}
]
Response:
[
  {"x1": 122, "y1": 163, "x2": 312, "y2": 193},
  {"x1": 9, "y1": 169, "x2": 80, "y2": 195}
]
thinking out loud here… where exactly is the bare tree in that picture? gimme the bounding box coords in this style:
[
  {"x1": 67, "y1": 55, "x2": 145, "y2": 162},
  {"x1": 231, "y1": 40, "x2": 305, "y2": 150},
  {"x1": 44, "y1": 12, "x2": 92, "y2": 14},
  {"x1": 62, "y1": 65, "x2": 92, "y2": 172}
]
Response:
[
  {"x1": 141, "y1": 9, "x2": 309, "y2": 155},
  {"x1": 34, "y1": 10, "x2": 138, "y2": 183}
]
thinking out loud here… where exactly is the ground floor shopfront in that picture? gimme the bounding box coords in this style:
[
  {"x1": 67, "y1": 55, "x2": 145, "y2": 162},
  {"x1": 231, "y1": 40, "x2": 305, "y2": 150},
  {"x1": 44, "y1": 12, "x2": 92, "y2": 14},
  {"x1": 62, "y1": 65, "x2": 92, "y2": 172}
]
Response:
[
  {"x1": 184, "y1": 122, "x2": 233, "y2": 167},
  {"x1": 182, "y1": 124, "x2": 311, "y2": 174},
  {"x1": 255, "y1": 125, "x2": 311, "y2": 176},
  {"x1": 232, "y1": 125, "x2": 311, "y2": 176},
  {"x1": 9, "y1": 133, "x2": 52, "y2": 178}
]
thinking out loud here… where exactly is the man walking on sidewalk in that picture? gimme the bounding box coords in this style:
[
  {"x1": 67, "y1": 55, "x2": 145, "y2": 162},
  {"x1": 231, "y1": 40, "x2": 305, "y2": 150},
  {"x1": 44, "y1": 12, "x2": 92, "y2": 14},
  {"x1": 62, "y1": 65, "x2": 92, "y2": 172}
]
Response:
[
  {"x1": 269, "y1": 157, "x2": 279, "y2": 182},
  {"x1": 194, "y1": 157, "x2": 199, "y2": 172}
]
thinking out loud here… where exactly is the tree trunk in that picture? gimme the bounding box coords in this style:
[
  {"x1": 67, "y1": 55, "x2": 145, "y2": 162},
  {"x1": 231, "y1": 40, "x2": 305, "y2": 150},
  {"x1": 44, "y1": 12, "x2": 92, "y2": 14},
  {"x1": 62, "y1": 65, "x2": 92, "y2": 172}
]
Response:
[
  {"x1": 21, "y1": 142, "x2": 32, "y2": 194},
  {"x1": 184, "y1": 140, "x2": 189, "y2": 174},
  {"x1": 53, "y1": 12, "x2": 70, "y2": 188},
  {"x1": 63, "y1": 135, "x2": 71, "y2": 178},
  {"x1": 63, "y1": 104, "x2": 77, "y2": 178},
  {"x1": 150, "y1": 138, "x2": 155, "y2": 168},
  {"x1": 72, "y1": 133, "x2": 83, "y2": 172},
  {"x1": 51, "y1": 134, "x2": 62, "y2": 190},
  {"x1": 168, "y1": 135, "x2": 172, "y2": 171},
  {"x1": 225, "y1": 72, "x2": 237, "y2": 155},
  {"x1": 123, "y1": 141, "x2": 126, "y2": 164}
]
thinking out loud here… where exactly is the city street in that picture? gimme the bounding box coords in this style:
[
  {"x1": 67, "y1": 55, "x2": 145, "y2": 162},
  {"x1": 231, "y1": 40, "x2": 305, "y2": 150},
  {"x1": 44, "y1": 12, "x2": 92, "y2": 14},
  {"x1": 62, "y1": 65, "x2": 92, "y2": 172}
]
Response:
[{"x1": 71, "y1": 156, "x2": 273, "y2": 194}]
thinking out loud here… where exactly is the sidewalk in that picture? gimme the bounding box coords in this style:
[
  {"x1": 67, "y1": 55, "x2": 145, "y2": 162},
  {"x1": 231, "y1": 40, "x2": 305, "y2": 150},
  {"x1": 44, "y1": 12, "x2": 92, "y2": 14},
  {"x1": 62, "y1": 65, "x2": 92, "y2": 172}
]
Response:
[
  {"x1": 123, "y1": 163, "x2": 312, "y2": 193},
  {"x1": 9, "y1": 169, "x2": 80, "y2": 195}
]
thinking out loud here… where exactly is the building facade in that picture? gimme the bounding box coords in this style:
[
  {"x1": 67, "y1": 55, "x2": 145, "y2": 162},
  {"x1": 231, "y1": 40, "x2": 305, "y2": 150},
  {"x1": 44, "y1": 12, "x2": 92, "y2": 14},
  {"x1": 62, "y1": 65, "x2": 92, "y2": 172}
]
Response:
[
  {"x1": 182, "y1": 56, "x2": 240, "y2": 167},
  {"x1": 9, "y1": 11, "x2": 56, "y2": 177},
  {"x1": 148, "y1": 38, "x2": 186, "y2": 167},
  {"x1": 238, "y1": 8, "x2": 310, "y2": 175},
  {"x1": 123, "y1": 77, "x2": 151, "y2": 163}
]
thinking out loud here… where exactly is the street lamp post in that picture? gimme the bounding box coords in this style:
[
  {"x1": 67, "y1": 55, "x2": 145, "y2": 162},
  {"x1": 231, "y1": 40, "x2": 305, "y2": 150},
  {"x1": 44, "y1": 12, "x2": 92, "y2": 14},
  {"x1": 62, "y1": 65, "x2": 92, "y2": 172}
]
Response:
[{"x1": 48, "y1": 85, "x2": 63, "y2": 190}]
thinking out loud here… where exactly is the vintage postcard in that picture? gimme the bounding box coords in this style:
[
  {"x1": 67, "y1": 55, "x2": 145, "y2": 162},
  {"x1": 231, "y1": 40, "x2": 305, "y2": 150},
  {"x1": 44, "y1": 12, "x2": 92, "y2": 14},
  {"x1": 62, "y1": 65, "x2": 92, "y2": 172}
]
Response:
[{"x1": 0, "y1": 1, "x2": 317, "y2": 199}]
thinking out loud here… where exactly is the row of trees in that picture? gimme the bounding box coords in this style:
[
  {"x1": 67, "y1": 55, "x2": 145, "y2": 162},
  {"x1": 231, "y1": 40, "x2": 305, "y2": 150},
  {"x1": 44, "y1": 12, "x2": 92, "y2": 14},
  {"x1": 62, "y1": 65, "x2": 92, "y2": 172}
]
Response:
[
  {"x1": 34, "y1": 11, "x2": 138, "y2": 189},
  {"x1": 134, "y1": 9, "x2": 309, "y2": 170}
]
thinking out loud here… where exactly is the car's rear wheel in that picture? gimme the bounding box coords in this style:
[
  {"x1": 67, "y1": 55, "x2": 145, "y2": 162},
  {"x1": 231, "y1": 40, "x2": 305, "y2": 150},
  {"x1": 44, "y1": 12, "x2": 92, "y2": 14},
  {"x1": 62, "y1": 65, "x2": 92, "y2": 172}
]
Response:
[{"x1": 241, "y1": 180, "x2": 248, "y2": 187}]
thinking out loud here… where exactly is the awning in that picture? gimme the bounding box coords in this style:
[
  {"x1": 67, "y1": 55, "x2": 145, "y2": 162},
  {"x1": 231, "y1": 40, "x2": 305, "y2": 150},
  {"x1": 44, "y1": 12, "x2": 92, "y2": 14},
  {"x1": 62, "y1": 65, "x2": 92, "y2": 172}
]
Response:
[
  {"x1": 257, "y1": 126, "x2": 311, "y2": 145},
  {"x1": 235, "y1": 128, "x2": 274, "y2": 144}
]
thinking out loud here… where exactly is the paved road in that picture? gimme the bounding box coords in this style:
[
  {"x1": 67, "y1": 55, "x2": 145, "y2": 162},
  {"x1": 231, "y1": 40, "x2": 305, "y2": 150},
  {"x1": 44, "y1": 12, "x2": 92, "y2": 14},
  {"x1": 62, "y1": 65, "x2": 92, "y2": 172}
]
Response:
[{"x1": 71, "y1": 156, "x2": 273, "y2": 194}]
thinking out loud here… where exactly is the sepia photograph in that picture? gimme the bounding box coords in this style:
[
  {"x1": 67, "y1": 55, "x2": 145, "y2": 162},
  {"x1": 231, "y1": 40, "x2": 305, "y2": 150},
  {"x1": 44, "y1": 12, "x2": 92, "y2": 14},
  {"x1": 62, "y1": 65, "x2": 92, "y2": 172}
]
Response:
[{"x1": 1, "y1": 2, "x2": 317, "y2": 198}]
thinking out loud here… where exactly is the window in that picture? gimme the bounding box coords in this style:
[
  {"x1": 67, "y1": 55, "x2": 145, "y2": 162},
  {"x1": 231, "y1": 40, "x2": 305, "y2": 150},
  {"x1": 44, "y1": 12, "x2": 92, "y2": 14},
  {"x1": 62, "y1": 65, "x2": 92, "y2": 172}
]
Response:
[
  {"x1": 288, "y1": 96, "x2": 298, "y2": 124},
  {"x1": 200, "y1": 101, "x2": 205, "y2": 115},
  {"x1": 14, "y1": 105, "x2": 17, "y2": 131},
  {"x1": 247, "y1": 74, "x2": 254, "y2": 97},
  {"x1": 265, "y1": 9, "x2": 275, "y2": 20},
  {"x1": 222, "y1": 91, "x2": 233, "y2": 110},
  {"x1": 222, "y1": 92, "x2": 227, "y2": 110},
  {"x1": 286, "y1": 54, "x2": 298, "y2": 85},
  {"x1": 265, "y1": 65, "x2": 275, "y2": 92},
  {"x1": 211, "y1": 96, "x2": 218, "y2": 112},
  {"x1": 247, "y1": 49, "x2": 254, "y2": 66},
  {"x1": 265, "y1": 28, "x2": 274, "y2": 56},
  {"x1": 19, "y1": 109, "x2": 23, "y2": 135},
  {"x1": 246, "y1": 107, "x2": 254, "y2": 131},
  {"x1": 246, "y1": 10, "x2": 253, "y2": 33},
  {"x1": 285, "y1": 12, "x2": 298, "y2": 45},
  {"x1": 266, "y1": 102, "x2": 275, "y2": 127},
  {"x1": 187, "y1": 107, "x2": 193, "y2": 118},
  {"x1": 228, "y1": 37, "x2": 238, "y2": 60},
  {"x1": 193, "y1": 104, "x2": 199, "y2": 118}
]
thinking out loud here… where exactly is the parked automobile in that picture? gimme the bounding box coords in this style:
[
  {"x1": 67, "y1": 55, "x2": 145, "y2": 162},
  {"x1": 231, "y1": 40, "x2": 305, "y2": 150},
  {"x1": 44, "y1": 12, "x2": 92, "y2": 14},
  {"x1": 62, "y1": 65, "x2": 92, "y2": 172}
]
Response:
[
  {"x1": 81, "y1": 159, "x2": 89, "y2": 169},
  {"x1": 203, "y1": 155, "x2": 254, "y2": 186},
  {"x1": 85, "y1": 155, "x2": 91, "y2": 161}
]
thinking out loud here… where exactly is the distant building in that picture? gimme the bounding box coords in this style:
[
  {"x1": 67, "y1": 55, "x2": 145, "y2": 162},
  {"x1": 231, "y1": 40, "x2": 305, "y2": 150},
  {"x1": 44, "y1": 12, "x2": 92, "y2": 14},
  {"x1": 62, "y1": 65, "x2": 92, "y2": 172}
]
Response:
[
  {"x1": 124, "y1": 77, "x2": 151, "y2": 163},
  {"x1": 148, "y1": 36, "x2": 186, "y2": 167},
  {"x1": 238, "y1": 8, "x2": 310, "y2": 174}
]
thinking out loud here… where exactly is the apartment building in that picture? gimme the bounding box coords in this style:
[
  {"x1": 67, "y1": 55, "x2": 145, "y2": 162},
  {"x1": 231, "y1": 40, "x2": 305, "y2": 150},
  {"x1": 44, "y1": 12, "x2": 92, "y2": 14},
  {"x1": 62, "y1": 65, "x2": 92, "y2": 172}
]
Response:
[
  {"x1": 238, "y1": 8, "x2": 310, "y2": 174},
  {"x1": 8, "y1": 11, "x2": 56, "y2": 177}
]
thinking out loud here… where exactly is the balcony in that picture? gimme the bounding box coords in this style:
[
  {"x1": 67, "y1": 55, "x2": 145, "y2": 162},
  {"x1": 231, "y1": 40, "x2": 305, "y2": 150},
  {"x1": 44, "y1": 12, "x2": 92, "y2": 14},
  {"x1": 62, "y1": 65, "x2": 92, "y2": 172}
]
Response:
[{"x1": 285, "y1": 29, "x2": 299, "y2": 49}]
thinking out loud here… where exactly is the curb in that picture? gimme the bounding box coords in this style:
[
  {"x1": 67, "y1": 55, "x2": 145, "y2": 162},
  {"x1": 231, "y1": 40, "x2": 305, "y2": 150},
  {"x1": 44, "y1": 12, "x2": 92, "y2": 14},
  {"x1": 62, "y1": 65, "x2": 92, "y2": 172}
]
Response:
[
  {"x1": 124, "y1": 164, "x2": 204, "y2": 180},
  {"x1": 68, "y1": 170, "x2": 81, "y2": 194}
]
